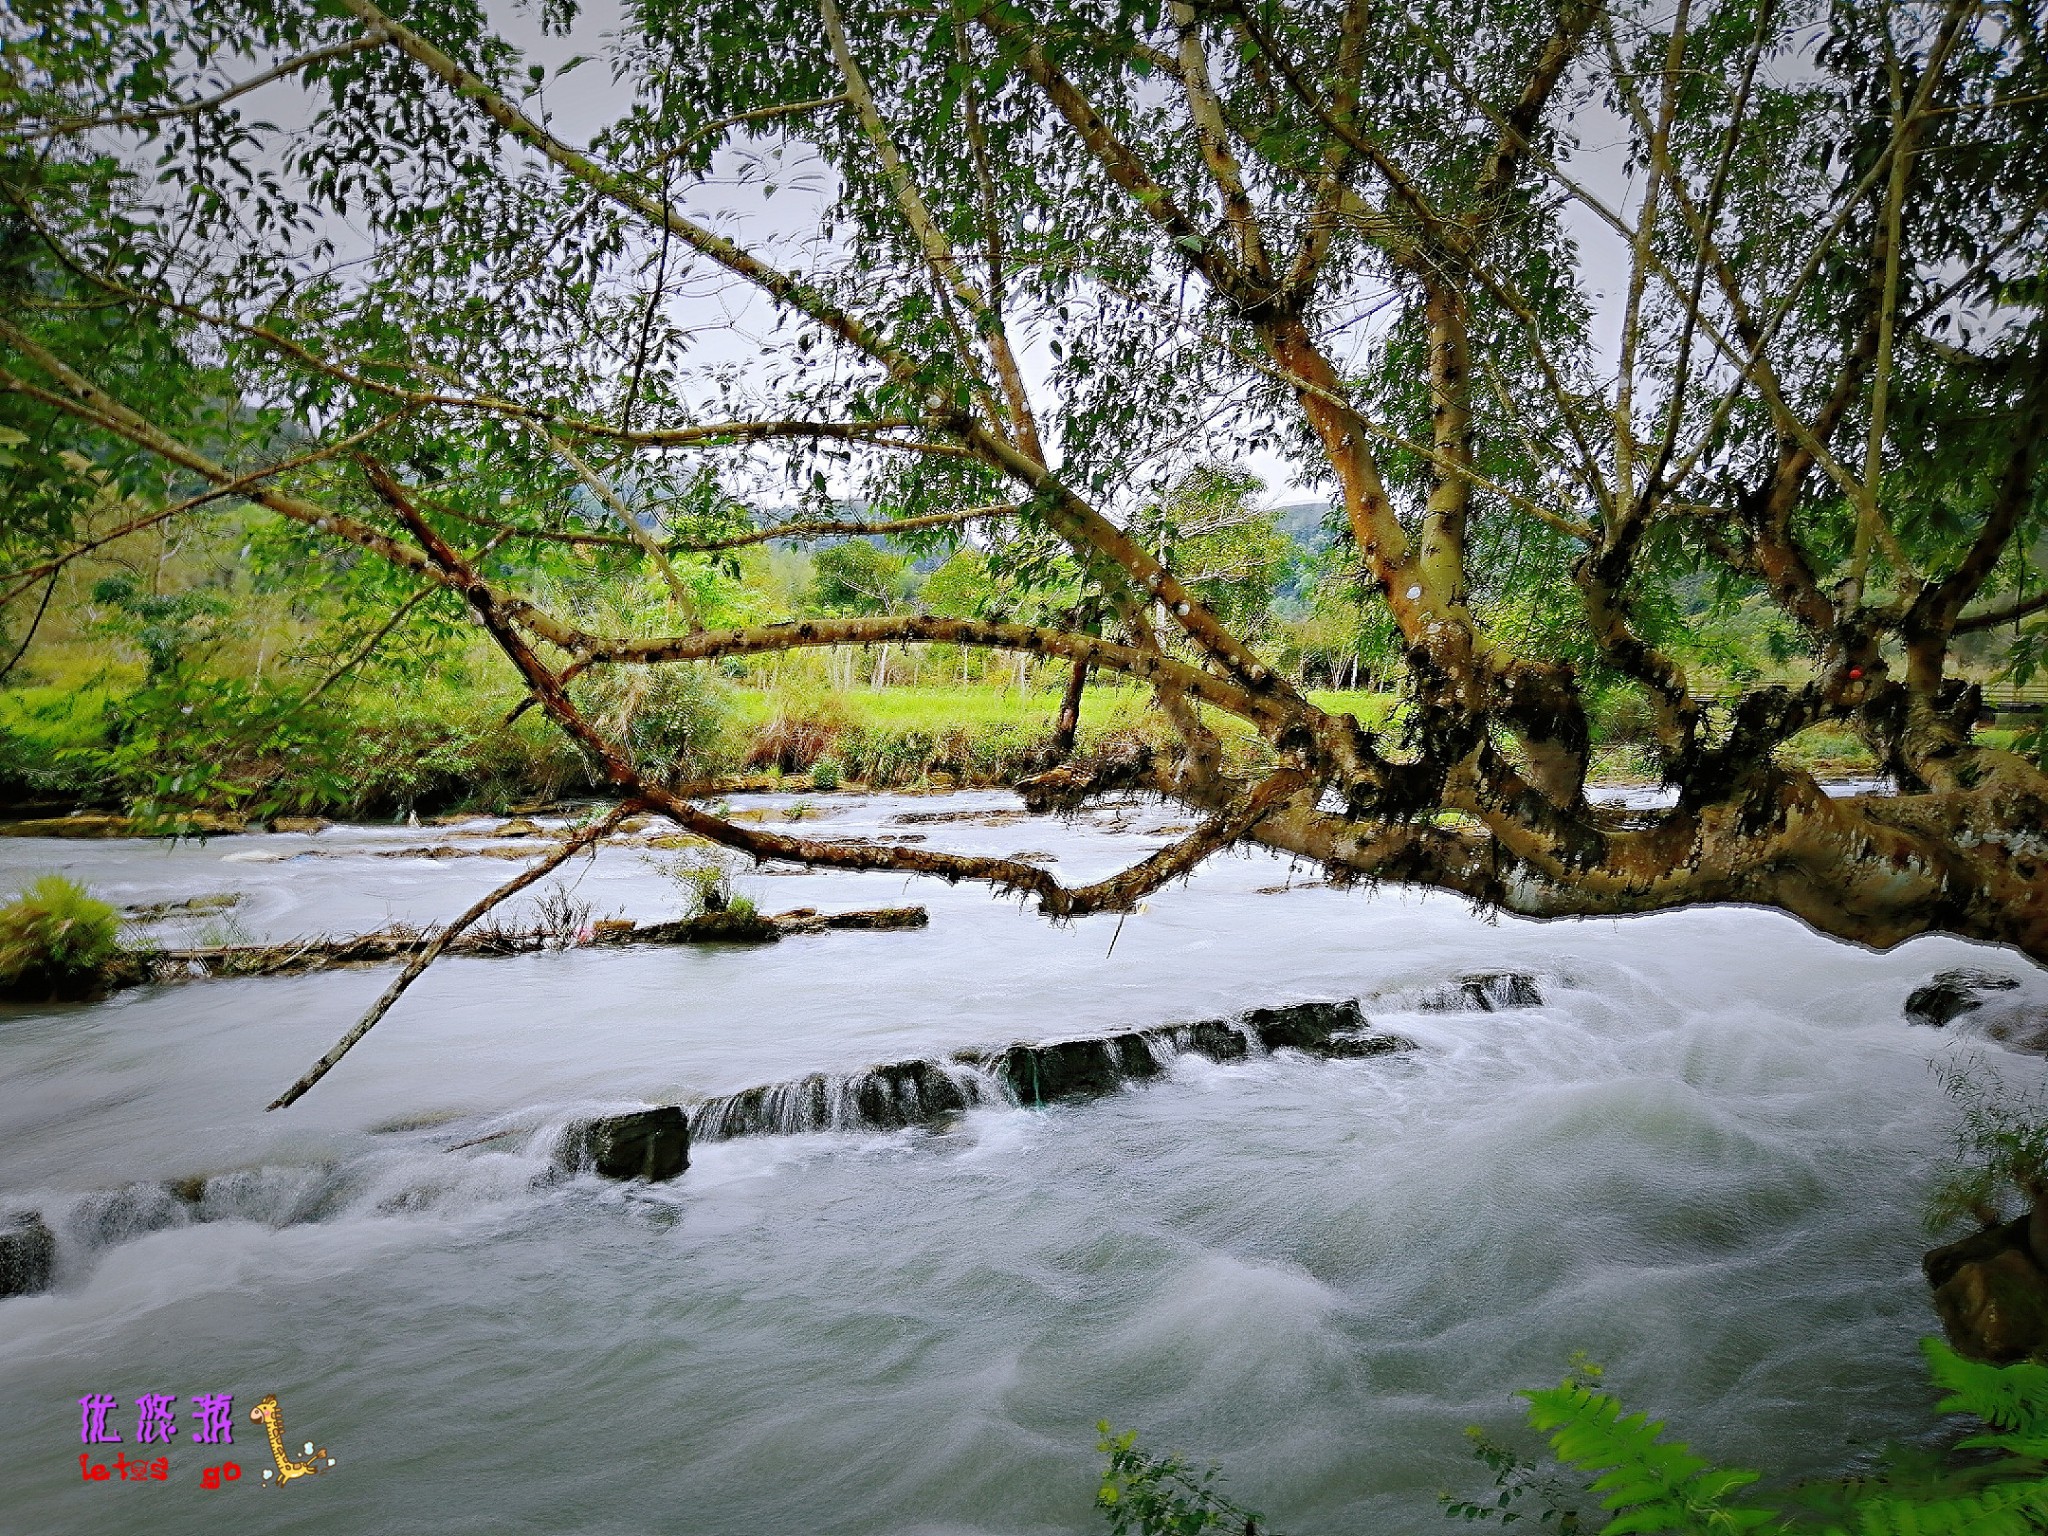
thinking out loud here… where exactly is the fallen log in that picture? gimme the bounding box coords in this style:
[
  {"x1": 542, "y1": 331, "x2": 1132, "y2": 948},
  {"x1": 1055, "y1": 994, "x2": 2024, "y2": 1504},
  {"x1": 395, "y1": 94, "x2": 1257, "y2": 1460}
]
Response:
[{"x1": 124, "y1": 906, "x2": 929, "y2": 985}]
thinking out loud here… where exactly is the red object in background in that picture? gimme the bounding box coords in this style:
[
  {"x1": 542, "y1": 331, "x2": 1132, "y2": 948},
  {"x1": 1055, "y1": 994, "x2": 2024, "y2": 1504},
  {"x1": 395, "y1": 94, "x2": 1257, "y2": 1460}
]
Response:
[{"x1": 1848, "y1": 667, "x2": 1865, "y2": 679}]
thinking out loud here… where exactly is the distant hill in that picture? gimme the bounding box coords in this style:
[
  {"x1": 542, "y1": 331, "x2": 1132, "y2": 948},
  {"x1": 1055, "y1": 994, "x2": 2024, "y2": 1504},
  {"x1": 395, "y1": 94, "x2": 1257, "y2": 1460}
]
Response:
[{"x1": 1268, "y1": 501, "x2": 1341, "y2": 553}]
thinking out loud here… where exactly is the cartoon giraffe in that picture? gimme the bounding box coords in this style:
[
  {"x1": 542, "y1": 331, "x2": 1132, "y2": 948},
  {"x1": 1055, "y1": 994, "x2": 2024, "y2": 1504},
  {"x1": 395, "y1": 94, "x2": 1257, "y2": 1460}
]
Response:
[{"x1": 249, "y1": 1394, "x2": 334, "y2": 1486}]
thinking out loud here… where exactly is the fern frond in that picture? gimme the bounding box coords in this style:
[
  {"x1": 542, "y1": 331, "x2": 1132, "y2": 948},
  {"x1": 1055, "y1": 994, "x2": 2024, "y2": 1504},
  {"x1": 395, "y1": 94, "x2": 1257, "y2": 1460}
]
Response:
[
  {"x1": 1923, "y1": 1338, "x2": 2048, "y2": 1436},
  {"x1": 1834, "y1": 1473, "x2": 2048, "y2": 1536},
  {"x1": 1523, "y1": 1383, "x2": 1774, "y2": 1536}
]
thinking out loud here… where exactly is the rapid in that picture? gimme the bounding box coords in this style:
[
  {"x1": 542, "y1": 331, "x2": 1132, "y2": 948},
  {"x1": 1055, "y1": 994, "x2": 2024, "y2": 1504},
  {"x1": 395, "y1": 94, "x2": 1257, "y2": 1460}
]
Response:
[{"x1": 3, "y1": 789, "x2": 2043, "y2": 1535}]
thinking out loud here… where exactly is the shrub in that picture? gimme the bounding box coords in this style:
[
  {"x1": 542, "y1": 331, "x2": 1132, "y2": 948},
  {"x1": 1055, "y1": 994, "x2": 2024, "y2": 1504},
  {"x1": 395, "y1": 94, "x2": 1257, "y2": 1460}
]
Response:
[
  {"x1": 0, "y1": 875, "x2": 123, "y2": 1000},
  {"x1": 809, "y1": 756, "x2": 843, "y2": 791},
  {"x1": 1096, "y1": 1424, "x2": 1266, "y2": 1536}
]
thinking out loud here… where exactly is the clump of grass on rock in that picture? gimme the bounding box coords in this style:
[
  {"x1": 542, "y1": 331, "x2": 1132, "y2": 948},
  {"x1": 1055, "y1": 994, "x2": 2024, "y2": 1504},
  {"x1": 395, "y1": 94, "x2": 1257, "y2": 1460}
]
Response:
[{"x1": 0, "y1": 875, "x2": 125, "y2": 1001}]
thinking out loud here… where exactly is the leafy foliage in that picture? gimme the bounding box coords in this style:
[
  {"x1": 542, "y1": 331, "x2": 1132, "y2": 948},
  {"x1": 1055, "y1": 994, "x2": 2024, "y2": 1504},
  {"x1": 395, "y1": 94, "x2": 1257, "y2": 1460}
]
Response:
[
  {"x1": 1096, "y1": 1422, "x2": 1266, "y2": 1536},
  {"x1": 1494, "y1": 1342, "x2": 2048, "y2": 1536}
]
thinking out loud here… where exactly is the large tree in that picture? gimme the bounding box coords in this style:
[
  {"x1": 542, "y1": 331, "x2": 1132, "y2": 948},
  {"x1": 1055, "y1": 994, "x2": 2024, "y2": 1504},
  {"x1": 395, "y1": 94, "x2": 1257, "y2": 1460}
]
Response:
[{"x1": 5, "y1": 0, "x2": 2047, "y2": 964}]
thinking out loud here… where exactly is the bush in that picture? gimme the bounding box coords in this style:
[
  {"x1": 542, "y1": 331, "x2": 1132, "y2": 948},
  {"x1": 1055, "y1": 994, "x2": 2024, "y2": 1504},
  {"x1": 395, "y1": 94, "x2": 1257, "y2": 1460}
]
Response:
[
  {"x1": 1096, "y1": 1424, "x2": 1265, "y2": 1536},
  {"x1": 809, "y1": 755, "x2": 843, "y2": 791},
  {"x1": 0, "y1": 875, "x2": 123, "y2": 1000}
]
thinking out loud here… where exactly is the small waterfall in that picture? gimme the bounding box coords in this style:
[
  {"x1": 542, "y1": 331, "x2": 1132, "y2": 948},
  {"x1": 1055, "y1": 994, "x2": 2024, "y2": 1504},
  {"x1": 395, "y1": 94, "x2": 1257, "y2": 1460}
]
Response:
[
  {"x1": 1397, "y1": 972, "x2": 1545, "y2": 1013},
  {"x1": 687, "y1": 999, "x2": 1413, "y2": 1145}
]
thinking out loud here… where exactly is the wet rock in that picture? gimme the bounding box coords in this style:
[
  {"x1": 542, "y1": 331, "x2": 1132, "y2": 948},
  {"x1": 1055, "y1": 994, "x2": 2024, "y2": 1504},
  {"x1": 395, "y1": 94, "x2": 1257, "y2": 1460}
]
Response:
[
  {"x1": 1245, "y1": 1000, "x2": 1367, "y2": 1051},
  {"x1": 268, "y1": 816, "x2": 331, "y2": 835},
  {"x1": 1413, "y1": 974, "x2": 1544, "y2": 1012},
  {"x1": 495, "y1": 817, "x2": 545, "y2": 838},
  {"x1": 1906, "y1": 968, "x2": 2020, "y2": 1027},
  {"x1": 1931, "y1": 1243, "x2": 2048, "y2": 1364},
  {"x1": 693, "y1": 1057, "x2": 985, "y2": 1141},
  {"x1": 978, "y1": 1034, "x2": 1156, "y2": 1105},
  {"x1": 565, "y1": 1107, "x2": 690, "y2": 1181},
  {"x1": 848, "y1": 1060, "x2": 970, "y2": 1129},
  {"x1": 1173, "y1": 1019, "x2": 1253, "y2": 1061},
  {"x1": 689, "y1": 1004, "x2": 1416, "y2": 1147},
  {"x1": 0, "y1": 1211, "x2": 55, "y2": 1297},
  {"x1": 165, "y1": 1176, "x2": 208, "y2": 1204},
  {"x1": 1320, "y1": 1032, "x2": 1414, "y2": 1059},
  {"x1": 1969, "y1": 1006, "x2": 2048, "y2": 1057}
]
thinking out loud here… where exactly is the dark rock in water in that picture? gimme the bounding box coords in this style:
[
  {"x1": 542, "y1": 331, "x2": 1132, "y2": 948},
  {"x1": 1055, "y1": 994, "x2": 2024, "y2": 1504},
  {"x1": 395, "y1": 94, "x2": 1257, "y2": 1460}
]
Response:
[
  {"x1": 1906, "y1": 968, "x2": 2020, "y2": 1027},
  {"x1": 166, "y1": 1176, "x2": 208, "y2": 1204},
  {"x1": 1966, "y1": 1005, "x2": 2048, "y2": 1057},
  {"x1": 693, "y1": 1058, "x2": 982, "y2": 1141},
  {"x1": 846, "y1": 1059, "x2": 970, "y2": 1129},
  {"x1": 565, "y1": 1107, "x2": 690, "y2": 1181},
  {"x1": 1925, "y1": 1214, "x2": 2048, "y2": 1362},
  {"x1": 1414, "y1": 973, "x2": 1544, "y2": 1012},
  {"x1": 1321, "y1": 1032, "x2": 1415, "y2": 1059},
  {"x1": 1239, "y1": 999, "x2": 1365, "y2": 1050},
  {"x1": 689, "y1": 1002, "x2": 1418, "y2": 1146},
  {"x1": 1924, "y1": 1215, "x2": 2030, "y2": 1290},
  {"x1": 1932, "y1": 1245, "x2": 2048, "y2": 1364},
  {"x1": 979, "y1": 1034, "x2": 1155, "y2": 1105},
  {"x1": 0, "y1": 1210, "x2": 55, "y2": 1297},
  {"x1": 1173, "y1": 1019, "x2": 1253, "y2": 1061}
]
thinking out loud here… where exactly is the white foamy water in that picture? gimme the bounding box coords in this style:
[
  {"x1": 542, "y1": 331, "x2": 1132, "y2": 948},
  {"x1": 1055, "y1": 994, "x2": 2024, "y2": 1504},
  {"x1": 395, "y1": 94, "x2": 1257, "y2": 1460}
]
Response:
[{"x1": 1, "y1": 789, "x2": 2044, "y2": 1534}]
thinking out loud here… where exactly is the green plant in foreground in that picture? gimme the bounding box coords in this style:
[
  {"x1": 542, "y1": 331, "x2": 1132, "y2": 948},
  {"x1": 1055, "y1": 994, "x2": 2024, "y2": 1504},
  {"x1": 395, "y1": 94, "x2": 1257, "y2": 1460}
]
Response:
[
  {"x1": 1097, "y1": 1423, "x2": 1264, "y2": 1535},
  {"x1": 1103, "y1": 1341, "x2": 2048, "y2": 1536},
  {"x1": 1471, "y1": 1340, "x2": 2048, "y2": 1536},
  {"x1": 0, "y1": 874, "x2": 122, "y2": 996}
]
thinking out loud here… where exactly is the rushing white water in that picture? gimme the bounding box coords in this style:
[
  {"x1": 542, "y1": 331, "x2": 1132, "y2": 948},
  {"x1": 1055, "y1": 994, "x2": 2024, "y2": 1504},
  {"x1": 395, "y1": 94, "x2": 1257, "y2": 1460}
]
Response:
[{"x1": 2, "y1": 789, "x2": 2045, "y2": 1534}]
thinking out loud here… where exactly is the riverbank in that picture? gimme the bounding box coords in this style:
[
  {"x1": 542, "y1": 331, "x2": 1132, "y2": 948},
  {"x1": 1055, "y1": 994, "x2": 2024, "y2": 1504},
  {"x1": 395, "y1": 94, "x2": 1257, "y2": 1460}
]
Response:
[{"x1": 1, "y1": 675, "x2": 1891, "y2": 830}]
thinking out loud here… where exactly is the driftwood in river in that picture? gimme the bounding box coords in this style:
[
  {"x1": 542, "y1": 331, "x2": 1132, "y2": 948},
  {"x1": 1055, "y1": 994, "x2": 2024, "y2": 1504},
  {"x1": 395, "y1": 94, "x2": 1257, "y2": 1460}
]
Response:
[{"x1": 133, "y1": 906, "x2": 929, "y2": 983}]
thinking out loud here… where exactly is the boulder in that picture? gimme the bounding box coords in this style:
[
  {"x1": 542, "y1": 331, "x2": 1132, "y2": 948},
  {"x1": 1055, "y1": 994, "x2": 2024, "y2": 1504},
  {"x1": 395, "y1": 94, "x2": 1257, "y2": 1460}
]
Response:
[
  {"x1": 1932, "y1": 1246, "x2": 2048, "y2": 1364},
  {"x1": 268, "y1": 816, "x2": 331, "y2": 835},
  {"x1": 565, "y1": 1107, "x2": 690, "y2": 1181},
  {"x1": 1925, "y1": 1213, "x2": 2048, "y2": 1362},
  {"x1": 1175, "y1": 1019, "x2": 1253, "y2": 1062},
  {"x1": 1244, "y1": 1000, "x2": 1368, "y2": 1052},
  {"x1": 1906, "y1": 968, "x2": 2019, "y2": 1027},
  {"x1": 980, "y1": 1037, "x2": 1141, "y2": 1104},
  {"x1": 0, "y1": 1210, "x2": 55, "y2": 1297}
]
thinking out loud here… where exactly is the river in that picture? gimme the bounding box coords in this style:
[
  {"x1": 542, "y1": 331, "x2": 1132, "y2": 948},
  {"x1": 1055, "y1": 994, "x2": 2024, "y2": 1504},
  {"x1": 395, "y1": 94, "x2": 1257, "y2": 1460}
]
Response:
[{"x1": 2, "y1": 789, "x2": 2043, "y2": 1534}]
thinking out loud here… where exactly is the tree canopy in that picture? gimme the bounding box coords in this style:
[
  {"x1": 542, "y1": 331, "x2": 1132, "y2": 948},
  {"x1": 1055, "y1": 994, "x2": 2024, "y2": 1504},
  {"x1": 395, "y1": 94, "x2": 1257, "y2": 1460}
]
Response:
[{"x1": 4, "y1": 0, "x2": 2047, "y2": 958}]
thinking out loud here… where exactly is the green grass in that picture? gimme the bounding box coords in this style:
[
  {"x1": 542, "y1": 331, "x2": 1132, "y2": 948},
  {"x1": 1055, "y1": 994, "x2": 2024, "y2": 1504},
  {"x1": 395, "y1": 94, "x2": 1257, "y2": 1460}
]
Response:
[{"x1": 726, "y1": 682, "x2": 1153, "y2": 735}]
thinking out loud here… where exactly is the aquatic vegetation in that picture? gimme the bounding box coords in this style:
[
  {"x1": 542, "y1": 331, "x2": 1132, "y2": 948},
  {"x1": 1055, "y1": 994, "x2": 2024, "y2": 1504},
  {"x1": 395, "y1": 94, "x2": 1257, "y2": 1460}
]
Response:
[{"x1": 0, "y1": 874, "x2": 122, "y2": 999}]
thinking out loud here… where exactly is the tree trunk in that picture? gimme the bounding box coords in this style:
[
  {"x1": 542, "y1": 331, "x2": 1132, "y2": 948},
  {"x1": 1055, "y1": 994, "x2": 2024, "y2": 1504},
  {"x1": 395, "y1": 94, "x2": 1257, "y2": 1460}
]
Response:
[{"x1": 1050, "y1": 653, "x2": 1090, "y2": 761}]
